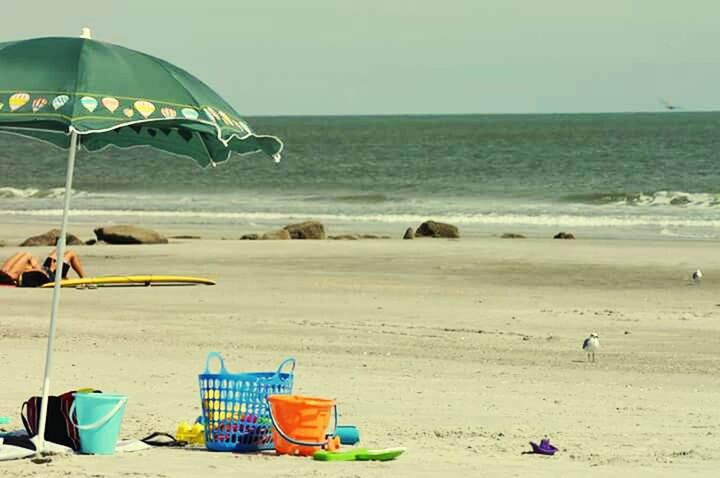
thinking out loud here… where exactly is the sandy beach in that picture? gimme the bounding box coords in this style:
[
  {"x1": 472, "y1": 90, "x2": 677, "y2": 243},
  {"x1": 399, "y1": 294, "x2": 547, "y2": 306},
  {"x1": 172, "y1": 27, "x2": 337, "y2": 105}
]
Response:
[{"x1": 1, "y1": 221, "x2": 719, "y2": 477}]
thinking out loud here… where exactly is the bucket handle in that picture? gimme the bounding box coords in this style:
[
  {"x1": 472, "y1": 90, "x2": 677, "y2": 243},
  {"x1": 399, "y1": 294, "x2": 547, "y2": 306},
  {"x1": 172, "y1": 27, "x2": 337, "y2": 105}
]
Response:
[
  {"x1": 274, "y1": 357, "x2": 296, "y2": 379},
  {"x1": 203, "y1": 352, "x2": 229, "y2": 375},
  {"x1": 203, "y1": 354, "x2": 294, "y2": 377},
  {"x1": 268, "y1": 402, "x2": 338, "y2": 448},
  {"x1": 69, "y1": 397, "x2": 127, "y2": 431}
]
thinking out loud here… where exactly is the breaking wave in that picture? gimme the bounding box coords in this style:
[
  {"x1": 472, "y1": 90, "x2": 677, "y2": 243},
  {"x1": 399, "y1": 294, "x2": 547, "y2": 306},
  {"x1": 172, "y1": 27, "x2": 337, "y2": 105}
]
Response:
[
  {"x1": 0, "y1": 187, "x2": 88, "y2": 199},
  {"x1": 561, "y1": 191, "x2": 720, "y2": 207}
]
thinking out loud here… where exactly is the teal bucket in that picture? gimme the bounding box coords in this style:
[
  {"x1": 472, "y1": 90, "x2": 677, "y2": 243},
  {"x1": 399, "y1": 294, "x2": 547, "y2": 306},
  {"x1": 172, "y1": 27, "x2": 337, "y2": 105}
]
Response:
[{"x1": 70, "y1": 393, "x2": 128, "y2": 455}]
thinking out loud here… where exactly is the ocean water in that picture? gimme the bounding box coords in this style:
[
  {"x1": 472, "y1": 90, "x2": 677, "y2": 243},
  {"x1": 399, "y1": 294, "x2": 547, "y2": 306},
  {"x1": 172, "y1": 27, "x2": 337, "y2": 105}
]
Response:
[{"x1": 1, "y1": 113, "x2": 720, "y2": 239}]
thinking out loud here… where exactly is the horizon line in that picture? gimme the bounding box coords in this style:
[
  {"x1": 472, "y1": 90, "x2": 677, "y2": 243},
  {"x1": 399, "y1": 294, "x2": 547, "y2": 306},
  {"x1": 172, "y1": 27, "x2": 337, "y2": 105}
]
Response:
[{"x1": 247, "y1": 109, "x2": 717, "y2": 118}]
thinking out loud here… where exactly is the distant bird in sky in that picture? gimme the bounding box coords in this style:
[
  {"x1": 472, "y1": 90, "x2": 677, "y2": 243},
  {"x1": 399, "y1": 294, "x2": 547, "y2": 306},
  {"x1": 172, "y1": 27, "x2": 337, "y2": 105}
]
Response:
[
  {"x1": 660, "y1": 98, "x2": 681, "y2": 111},
  {"x1": 692, "y1": 269, "x2": 702, "y2": 283},
  {"x1": 582, "y1": 333, "x2": 600, "y2": 362}
]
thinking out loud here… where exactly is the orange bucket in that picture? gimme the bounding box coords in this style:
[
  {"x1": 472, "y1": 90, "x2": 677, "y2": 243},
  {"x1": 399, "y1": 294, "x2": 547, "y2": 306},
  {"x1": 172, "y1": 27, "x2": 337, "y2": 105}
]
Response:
[{"x1": 267, "y1": 394, "x2": 337, "y2": 456}]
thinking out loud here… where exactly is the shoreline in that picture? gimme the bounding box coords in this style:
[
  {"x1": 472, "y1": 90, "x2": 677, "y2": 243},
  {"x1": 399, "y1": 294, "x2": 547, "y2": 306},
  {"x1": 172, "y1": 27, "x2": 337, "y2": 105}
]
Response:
[{"x1": 1, "y1": 215, "x2": 718, "y2": 245}]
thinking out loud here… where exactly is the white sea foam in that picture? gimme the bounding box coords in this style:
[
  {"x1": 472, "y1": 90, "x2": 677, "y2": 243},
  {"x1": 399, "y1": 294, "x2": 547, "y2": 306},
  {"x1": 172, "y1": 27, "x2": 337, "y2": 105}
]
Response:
[
  {"x1": 0, "y1": 187, "x2": 87, "y2": 199},
  {"x1": 0, "y1": 187, "x2": 41, "y2": 198},
  {"x1": 0, "y1": 208, "x2": 718, "y2": 229},
  {"x1": 611, "y1": 191, "x2": 720, "y2": 207}
]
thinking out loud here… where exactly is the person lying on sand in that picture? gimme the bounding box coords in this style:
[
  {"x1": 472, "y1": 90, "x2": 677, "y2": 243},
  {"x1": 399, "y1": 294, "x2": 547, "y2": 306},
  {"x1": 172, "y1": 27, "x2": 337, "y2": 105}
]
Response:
[{"x1": 0, "y1": 249, "x2": 86, "y2": 287}]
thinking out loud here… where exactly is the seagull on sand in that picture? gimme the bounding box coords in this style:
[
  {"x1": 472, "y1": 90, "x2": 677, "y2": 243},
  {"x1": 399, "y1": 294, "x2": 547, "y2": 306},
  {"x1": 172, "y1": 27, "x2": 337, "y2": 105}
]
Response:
[
  {"x1": 692, "y1": 269, "x2": 702, "y2": 283},
  {"x1": 582, "y1": 333, "x2": 600, "y2": 362}
]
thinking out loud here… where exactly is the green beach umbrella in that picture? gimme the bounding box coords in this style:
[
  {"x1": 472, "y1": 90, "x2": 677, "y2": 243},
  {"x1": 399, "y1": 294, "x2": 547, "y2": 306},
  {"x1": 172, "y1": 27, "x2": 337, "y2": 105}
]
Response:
[{"x1": 0, "y1": 28, "x2": 283, "y2": 452}]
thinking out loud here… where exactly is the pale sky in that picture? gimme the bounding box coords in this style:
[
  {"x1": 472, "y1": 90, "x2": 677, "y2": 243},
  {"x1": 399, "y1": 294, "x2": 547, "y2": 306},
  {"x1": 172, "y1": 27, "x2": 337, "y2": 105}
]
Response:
[{"x1": 6, "y1": 1, "x2": 720, "y2": 115}]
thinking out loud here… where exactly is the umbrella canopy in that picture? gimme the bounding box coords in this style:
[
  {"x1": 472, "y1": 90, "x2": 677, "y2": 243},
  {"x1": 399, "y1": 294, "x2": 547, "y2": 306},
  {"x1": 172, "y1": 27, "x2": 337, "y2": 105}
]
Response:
[
  {"x1": 0, "y1": 29, "x2": 283, "y2": 453},
  {"x1": 0, "y1": 32, "x2": 282, "y2": 166}
]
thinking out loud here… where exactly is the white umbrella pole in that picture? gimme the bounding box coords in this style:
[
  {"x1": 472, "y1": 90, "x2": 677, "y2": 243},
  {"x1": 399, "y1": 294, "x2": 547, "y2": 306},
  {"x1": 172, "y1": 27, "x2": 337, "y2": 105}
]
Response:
[{"x1": 36, "y1": 130, "x2": 79, "y2": 453}]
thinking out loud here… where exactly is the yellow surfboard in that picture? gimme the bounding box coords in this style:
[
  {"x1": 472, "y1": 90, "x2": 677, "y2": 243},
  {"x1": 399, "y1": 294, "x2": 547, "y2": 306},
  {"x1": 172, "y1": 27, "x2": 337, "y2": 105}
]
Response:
[{"x1": 41, "y1": 275, "x2": 216, "y2": 288}]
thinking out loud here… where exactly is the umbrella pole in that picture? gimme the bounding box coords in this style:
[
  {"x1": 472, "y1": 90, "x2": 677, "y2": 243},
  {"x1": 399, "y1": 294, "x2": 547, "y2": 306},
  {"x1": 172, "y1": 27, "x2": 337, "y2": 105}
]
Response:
[{"x1": 36, "y1": 130, "x2": 79, "y2": 453}]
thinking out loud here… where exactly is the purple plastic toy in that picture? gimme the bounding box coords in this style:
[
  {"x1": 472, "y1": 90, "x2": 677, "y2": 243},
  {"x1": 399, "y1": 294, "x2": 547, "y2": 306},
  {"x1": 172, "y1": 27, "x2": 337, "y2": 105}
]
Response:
[{"x1": 529, "y1": 438, "x2": 559, "y2": 456}]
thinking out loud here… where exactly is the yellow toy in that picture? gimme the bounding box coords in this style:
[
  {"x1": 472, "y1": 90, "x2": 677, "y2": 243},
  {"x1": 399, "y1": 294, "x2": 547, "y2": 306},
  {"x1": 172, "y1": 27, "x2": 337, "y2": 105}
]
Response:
[{"x1": 176, "y1": 421, "x2": 205, "y2": 445}]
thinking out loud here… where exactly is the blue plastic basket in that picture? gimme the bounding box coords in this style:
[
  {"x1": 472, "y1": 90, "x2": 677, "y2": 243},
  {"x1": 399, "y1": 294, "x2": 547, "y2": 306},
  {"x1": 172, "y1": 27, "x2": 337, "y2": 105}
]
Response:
[{"x1": 198, "y1": 353, "x2": 295, "y2": 452}]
